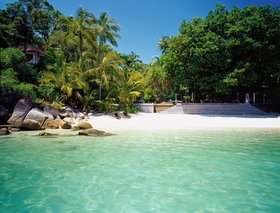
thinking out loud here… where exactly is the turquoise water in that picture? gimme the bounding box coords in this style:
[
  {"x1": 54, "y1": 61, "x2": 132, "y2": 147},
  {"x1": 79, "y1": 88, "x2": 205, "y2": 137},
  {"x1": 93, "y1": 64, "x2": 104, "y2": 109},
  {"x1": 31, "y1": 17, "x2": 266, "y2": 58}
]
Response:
[{"x1": 1, "y1": 129, "x2": 280, "y2": 212}]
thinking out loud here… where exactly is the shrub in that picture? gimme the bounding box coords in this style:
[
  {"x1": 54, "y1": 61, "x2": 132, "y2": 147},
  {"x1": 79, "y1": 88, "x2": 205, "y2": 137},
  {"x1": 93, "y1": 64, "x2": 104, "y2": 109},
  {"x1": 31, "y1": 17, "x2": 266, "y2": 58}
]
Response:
[
  {"x1": 0, "y1": 51, "x2": 38, "y2": 109},
  {"x1": 0, "y1": 48, "x2": 37, "y2": 83}
]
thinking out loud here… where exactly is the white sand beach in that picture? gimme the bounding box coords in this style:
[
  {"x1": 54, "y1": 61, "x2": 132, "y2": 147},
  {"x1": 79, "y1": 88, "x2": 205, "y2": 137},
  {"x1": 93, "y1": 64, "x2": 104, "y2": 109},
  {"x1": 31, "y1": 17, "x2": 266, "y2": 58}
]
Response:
[{"x1": 89, "y1": 113, "x2": 280, "y2": 132}]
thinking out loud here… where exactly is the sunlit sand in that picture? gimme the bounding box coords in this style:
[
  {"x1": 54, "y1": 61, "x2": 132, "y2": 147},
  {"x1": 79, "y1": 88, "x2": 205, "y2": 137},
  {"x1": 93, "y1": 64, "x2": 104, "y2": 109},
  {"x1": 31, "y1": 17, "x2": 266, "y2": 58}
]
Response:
[{"x1": 89, "y1": 113, "x2": 280, "y2": 132}]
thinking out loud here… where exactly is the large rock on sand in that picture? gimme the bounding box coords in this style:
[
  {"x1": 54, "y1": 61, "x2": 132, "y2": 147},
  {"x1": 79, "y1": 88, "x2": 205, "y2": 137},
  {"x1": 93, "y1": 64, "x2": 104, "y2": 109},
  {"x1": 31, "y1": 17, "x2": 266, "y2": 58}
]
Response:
[
  {"x1": 7, "y1": 99, "x2": 34, "y2": 127},
  {"x1": 24, "y1": 108, "x2": 52, "y2": 128},
  {"x1": 59, "y1": 106, "x2": 85, "y2": 119},
  {"x1": 42, "y1": 117, "x2": 72, "y2": 129},
  {"x1": 20, "y1": 119, "x2": 41, "y2": 130},
  {"x1": 77, "y1": 121, "x2": 92, "y2": 129},
  {"x1": 0, "y1": 128, "x2": 10, "y2": 135},
  {"x1": 78, "y1": 128, "x2": 113, "y2": 137},
  {"x1": 63, "y1": 117, "x2": 75, "y2": 124},
  {"x1": 43, "y1": 105, "x2": 59, "y2": 119},
  {"x1": 61, "y1": 122, "x2": 72, "y2": 129},
  {"x1": 42, "y1": 118, "x2": 59, "y2": 129},
  {"x1": 53, "y1": 117, "x2": 65, "y2": 126}
]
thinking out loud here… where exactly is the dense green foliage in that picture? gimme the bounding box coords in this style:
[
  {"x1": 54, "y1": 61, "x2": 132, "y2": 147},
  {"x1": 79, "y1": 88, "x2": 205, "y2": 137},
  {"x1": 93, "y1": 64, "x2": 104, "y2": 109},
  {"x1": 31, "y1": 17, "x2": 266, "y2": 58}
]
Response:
[
  {"x1": 0, "y1": 0, "x2": 146, "y2": 113},
  {"x1": 0, "y1": 0, "x2": 60, "y2": 47},
  {"x1": 0, "y1": 48, "x2": 38, "y2": 109},
  {"x1": 42, "y1": 6, "x2": 147, "y2": 112},
  {"x1": 1, "y1": 1, "x2": 280, "y2": 112},
  {"x1": 160, "y1": 4, "x2": 280, "y2": 110}
]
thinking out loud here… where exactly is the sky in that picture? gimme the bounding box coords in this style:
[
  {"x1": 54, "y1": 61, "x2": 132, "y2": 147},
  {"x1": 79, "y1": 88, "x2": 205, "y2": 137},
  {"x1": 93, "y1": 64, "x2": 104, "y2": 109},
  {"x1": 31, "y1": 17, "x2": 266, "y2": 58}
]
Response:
[{"x1": 1, "y1": 0, "x2": 280, "y2": 63}]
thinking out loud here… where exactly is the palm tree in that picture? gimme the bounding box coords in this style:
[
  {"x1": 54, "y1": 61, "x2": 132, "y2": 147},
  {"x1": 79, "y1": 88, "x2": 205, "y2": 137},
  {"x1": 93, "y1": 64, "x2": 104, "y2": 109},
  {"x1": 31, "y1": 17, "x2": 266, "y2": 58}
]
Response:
[
  {"x1": 40, "y1": 61, "x2": 88, "y2": 101},
  {"x1": 96, "y1": 11, "x2": 120, "y2": 47},
  {"x1": 94, "y1": 49, "x2": 123, "y2": 101},
  {"x1": 119, "y1": 52, "x2": 142, "y2": 68},
  {"x1": 158, "y1": 36, "x2": 171, "y2": 53},
  {"x1": 47, "y1": 9, "x2": 122, "y2": 111},
  {"x1": 58, "y1": 7, "x2": 97, "y2": 63},
  {"x1": 115, "y1": 68, "x2": 145, "y2": 111},
  {"x1": 145, "y1": 59, "x2": 171, "y2": 102}
]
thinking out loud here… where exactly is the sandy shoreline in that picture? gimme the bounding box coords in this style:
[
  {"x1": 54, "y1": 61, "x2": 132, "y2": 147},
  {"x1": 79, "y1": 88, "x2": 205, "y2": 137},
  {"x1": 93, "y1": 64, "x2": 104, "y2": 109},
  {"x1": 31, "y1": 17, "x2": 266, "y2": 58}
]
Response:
[{"x1": 89, "y1": 113, "x2": 280, "y2": 132}]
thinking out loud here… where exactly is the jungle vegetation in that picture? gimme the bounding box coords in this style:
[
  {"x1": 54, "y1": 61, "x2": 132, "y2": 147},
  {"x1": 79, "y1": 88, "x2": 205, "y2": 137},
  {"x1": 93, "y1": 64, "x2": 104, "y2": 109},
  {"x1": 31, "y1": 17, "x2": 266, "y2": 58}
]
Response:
[
  {"x1": 159, "y1": 3, "x2": 280, "y2": 111},
  {"x1": 1, "y1": 1, "x2": 280, "y2": 112}
]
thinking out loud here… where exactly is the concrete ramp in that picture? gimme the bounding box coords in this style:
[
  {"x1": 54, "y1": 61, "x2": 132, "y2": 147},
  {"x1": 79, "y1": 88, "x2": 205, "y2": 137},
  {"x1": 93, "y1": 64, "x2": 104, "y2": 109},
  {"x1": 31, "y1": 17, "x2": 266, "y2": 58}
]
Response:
[
  {"x1": 160, "y1": 103, "x2": 273, "y2": 116},
  {"x1": 158, "y1": 104, "x2": 184, "y2": 114}
]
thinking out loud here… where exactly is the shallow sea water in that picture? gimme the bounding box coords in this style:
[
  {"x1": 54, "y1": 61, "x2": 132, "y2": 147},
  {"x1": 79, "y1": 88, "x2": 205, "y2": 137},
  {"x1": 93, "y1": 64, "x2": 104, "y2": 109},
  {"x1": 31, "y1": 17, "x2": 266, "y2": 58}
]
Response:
[{"x1": 1, "y1": 129, "x2": 280, "y2": 212}]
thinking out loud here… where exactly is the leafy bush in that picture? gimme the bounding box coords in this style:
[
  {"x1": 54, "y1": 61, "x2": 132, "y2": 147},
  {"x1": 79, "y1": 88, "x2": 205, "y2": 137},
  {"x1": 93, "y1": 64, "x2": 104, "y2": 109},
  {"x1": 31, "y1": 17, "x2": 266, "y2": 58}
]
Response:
[
  {"x1": 37, "y1": 83, "x2": 60, "y2": 102},
  {"x1": 0, "y1": 68, "x2": 18, "y2": 85},
  {"x1": 0, "y1": 48, "x2": 38, "y2": 109},
  {"x1": 0, "y1": 69, "x2": 37, "y2": 109},
  {"x1": 16, "y1": 83, "x2": 37, "y2": 100},
  {"x1": 0, "y1": 48, "x2": 37, "y2": 83},
  {"x1": 0, "y1": 48, "x2": 25, "y2": 69},
  {"x1": 127, "y1": 104, "x2": 139, "y2": 113}
]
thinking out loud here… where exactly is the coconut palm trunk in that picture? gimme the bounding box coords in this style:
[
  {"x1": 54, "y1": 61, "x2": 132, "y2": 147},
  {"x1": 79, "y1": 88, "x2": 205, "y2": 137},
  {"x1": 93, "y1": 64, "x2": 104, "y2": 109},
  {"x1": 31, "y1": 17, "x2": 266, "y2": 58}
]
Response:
[
  {"x1": 99, "y1": 77, "x2": 103, "y2": 101},
  {"x1": 79, "y1": 31, "x2": 83, "y2": 63}
]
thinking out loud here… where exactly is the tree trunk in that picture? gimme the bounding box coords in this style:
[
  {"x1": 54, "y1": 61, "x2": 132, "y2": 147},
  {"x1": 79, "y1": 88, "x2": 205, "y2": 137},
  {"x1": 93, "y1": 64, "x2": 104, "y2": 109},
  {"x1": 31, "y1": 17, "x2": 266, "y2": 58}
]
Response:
[
  {"x1": 82, "y1": 104, "x2": 89, "y2": 114},
  {"x1": 79, "y1": 31, "x2": 83, "y2": 63},
  {"x1": 99, "y1": 77, "x2": 102, "y2": 101}
]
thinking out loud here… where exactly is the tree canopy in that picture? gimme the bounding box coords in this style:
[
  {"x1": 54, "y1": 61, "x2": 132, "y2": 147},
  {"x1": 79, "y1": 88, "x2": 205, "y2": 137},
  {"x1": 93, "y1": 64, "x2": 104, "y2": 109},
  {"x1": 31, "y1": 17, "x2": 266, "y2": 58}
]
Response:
[
  {"x1": 160, "y1": 4, "x2": 280, "y2": 109},
  {"x1": 1, "y1": 1, "x2": 280, "y2": 112},
  {"x1": 0, "y1": 0, "x2": 60, "y2": 48},
  {"x1": 0, "y1": 0, "x2": 146, "y2": 113}
]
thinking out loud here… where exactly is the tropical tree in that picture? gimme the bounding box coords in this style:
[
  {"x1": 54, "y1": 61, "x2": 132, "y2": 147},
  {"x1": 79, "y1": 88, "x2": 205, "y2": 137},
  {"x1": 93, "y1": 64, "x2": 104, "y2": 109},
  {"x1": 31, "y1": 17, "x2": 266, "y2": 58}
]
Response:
[
  {"x1": 94, "y1": 49, "x2": 123, "y2": 101},
  {"x1": 160, "y1": 4, "x2": 280, "y2": 107},
  {"x1": 119, "y1": 52, "x2": 144, "y2": 71},
  {"x1": 115, "y1": 68, "x2": 145, "y2": 112},
  {"x1": 158, "y1": 36, "x2": 171, "y2": 53},
  {"x1": 96, "y1": 11, "x2": 120, "y2": 47},
  {"x1": 57, "y1": 7, "x2": 96, "y2": 63},
  {"x1": 145, "y1": 59, "x2": 172, "y2": 102},
  {"x1": 45, "y1": 7, "x2": 123, "y2": 112},
  {"x1": 40, "y1": 60, "x2": 88, "y2": 104},
  {"x1": 0, "y1": 48, "x2": 38, "y2": 109},
  {"x1": 92, "y1": 11, "x2": 121, "y2": 106},
  {"x1": 0, "y1": 0, "x2": 60, "y2": 48}
]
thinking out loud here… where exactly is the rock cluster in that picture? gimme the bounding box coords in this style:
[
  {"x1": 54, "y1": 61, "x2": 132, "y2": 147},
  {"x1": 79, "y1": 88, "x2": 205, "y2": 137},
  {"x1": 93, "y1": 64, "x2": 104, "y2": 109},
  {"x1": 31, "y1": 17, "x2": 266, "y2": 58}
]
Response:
[
  {"x1": 0, "y1": 128, "x2": 10, "y2": 135},
  {"x1": 1, "y1": 99, "x2": 114, "y2": 137},
  {"x1": 38, "y1": 128, "x2": 113, "y2": 137},
  {"x1": 4, "y1": 99, "x2": 93, "y2": 132}
]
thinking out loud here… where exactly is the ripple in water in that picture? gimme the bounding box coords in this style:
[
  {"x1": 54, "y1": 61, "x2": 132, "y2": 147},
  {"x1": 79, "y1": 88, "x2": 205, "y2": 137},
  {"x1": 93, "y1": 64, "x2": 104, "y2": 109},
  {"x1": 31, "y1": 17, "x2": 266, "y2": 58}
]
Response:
[{"x1": 0, "y1": 129, "x2": 280, "y2": 212}]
